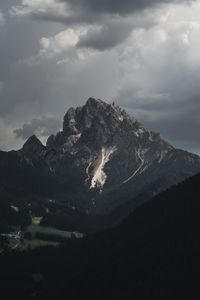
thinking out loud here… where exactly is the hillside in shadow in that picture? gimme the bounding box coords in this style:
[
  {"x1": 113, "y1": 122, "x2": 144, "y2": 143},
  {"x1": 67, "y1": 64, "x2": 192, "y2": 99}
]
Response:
[{"x1": 0, "y1": 172, "x2": 199, "y2": 299}]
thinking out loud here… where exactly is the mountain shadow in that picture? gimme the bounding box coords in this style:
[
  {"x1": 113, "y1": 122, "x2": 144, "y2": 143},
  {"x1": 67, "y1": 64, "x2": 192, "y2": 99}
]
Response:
[{"x1": 0, "y1": 172, "x2": 199, "y2": 299}]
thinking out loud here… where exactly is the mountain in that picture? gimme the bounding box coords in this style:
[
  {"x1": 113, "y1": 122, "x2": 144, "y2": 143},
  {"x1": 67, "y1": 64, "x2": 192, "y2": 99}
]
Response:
[
  {"x1": 0, "y1": 97, "x2": 200, "y2": 232},
  {"x1": 0, "y1": 171, "x2": 199, "y2": 300}
]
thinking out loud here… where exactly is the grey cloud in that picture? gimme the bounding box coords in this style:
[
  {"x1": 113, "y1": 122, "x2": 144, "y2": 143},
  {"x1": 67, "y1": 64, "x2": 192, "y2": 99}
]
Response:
[
  {"x1": 64, "y1": 0, "x2": 193, "y2": 15},
  {"x1": 14, "y1": 117, "x2": 61, "y2": 140},
  {"x1": 77, "y1": 23, "x2": 132, "y2": 50},
  {"x1": 0, "y1": 0, "x2": 21, "y2": 13},
  {"x1": 116, "y1": 22, "x2": 200, "y2": 155},
  {"x1": 13, "y1": 0, "x2": 195, "y2": 26},
  {"x1": 141, "y1": 107, "x2": 200, "y2": 154},
  {"x1": 0, "y1": 10, "x2": 5, "y2": 25},
  {"x1": 12, "y1": 0, "x2": 195, "y2": 54},
  {"x1": 32, "y1": 10, "x2": 101, "y2": 26},
  {"x1": 77, "y1": 12, "x2": 157, "y2": 50},
  {"x1": 0, "y1": 12, "x2": 65, "y2": 117},
  {"x1": 0, "y1": 9, "x2": 118, "y2": 148},
  {"x1": 123, "y1": 98, "x2": 200, "y2": 155}
]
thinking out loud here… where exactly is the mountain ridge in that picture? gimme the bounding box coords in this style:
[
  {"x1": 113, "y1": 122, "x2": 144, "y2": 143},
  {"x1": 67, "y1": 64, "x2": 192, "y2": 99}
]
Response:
[
  {"x1": 0, "y1": 97, "x2": 200, "y2": 232},
  {"x1": 19, "y1": 97, "x2": 194, "y2": 190}
]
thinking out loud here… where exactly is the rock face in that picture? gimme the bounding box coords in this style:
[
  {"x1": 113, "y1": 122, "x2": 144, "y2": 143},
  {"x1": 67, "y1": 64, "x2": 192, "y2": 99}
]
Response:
[
  {"x1": 35, "y1": 98, "x2": 200, "y2": 189},
  {"x1": 1, "y1": 97, "x2": 200, "y2": 228},
  {"x1": 40, "y1": 98, "x2": 174, "y2": 190}
]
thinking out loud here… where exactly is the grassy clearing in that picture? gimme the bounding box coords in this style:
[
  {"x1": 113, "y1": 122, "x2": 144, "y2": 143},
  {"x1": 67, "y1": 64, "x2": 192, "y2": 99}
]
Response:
[
  {"x1": 28, "y1": 217, "x2": 84, "y2": 238},
  {"x1": 19, "y1": 239, "x2": 59, "y2": 251},
  {"x1": 27, "y1": 221, "x2": 83, "y2": 239},
  {"x1": 0, "y1": 218, "x2": 84, "y2": 252},
  {"x1": 16, "y1": 217, "x2": 84, "y2": 251},
  {"x1": 32, "y1": 217, "x2": 42, "y2": 225}
]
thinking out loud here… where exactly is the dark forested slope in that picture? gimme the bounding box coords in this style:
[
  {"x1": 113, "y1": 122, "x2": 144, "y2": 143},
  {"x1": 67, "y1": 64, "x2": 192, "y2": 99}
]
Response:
[{"x1": 0, "y1": 172, "x2": 199, "y2": 300}]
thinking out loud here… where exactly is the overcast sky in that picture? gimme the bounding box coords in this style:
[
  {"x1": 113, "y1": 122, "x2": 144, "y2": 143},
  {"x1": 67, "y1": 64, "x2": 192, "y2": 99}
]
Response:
[{"x1": 0, "y1": 0, "x2": 200, "y2": 154}]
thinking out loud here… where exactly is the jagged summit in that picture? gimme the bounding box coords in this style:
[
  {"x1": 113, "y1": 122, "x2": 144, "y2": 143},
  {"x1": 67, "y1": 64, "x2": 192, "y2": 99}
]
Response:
[
  {"x1": 0, "y1": 98, "x2": 200, "y2": 224},
  {"x1": 86, "y1": 97, "x2": 106, "y2": 106},
  {"x1": 63, "y1": 97, "x2": 129, "y2": 128},
  {"x1": 15, "y1": 97, "x2": 200, "y2": 216},
  {"x1": 22, "y1": 135, "x2": 45, "y2": 153},
  {"x1": 51, "y1": 98, "x2": 168, "y2": 156},
  {"x1": 23, "y1": 135, "x2": 42, "y2": 145},
  {"x1": 58, "y1": 97, "x2": 155, "y2": 151}
]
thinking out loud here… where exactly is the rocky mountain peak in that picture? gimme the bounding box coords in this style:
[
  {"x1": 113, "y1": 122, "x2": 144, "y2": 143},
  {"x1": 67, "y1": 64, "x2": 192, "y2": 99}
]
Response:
[
  {"x1": 63, "y1": 98, "x2": 110, "y2": 131},
  {"x1": 22, "y1": 135, "x2": 45, "y2": 155},
  {"x1": 5, "y1": 97, "x2": 200, "y2": 218},
  {"x1": 46, "y1": 98, "x2": 172, "y2": 158},
  {"x1": 18, "y1": 98, "x2": 200, "y2": 196},
  {"x1": 61, "y1": 98, "x2": 142, "y2": 147},
  {"x1": 86, "y1": 97, "x2": 105, "y2": 107},
  {"x1": 44, "y1": 98, "x2": 175, "y2": 191}
]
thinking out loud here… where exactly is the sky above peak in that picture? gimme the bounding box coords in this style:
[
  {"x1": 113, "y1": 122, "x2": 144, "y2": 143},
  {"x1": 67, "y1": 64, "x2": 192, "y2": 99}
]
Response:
[{"x1": 0, "y1": 0, "x2": 200, "y2": 154}]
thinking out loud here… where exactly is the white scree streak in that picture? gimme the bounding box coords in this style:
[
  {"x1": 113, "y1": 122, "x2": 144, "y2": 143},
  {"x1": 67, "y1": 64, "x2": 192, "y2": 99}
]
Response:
[
  {"x1": 122, "y1": 148, "x2": 144, "y2": 184},
  {"x1": 85, "y1": 161, "x2": 92, "y2": 184},
  {"x1": 90, "y1": 146, "x2": 117, "y2": 190}
]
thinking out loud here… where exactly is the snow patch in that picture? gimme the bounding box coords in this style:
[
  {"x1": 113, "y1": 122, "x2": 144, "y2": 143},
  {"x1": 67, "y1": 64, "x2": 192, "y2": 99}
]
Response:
[{"x1": 90, "y1": 146, "x2": 117, "y2": 190}]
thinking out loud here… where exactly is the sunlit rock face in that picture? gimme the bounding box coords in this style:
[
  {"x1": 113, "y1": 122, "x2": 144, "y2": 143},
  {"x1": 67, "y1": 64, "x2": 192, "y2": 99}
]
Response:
[{"x1": 6, "y1": 97, "x2": 200, "y2": 216}]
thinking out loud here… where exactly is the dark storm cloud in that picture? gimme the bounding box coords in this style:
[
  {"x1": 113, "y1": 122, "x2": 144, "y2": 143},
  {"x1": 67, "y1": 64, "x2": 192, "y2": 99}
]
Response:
[
  {"x1": 12, "y1": 0, "x2": 195, "y2": 52},
  {"x1": 77, "y1": 22, "x2": 132, "y2": 50},
  {"x1": 64, "y1": 0, "x2": 193, "y2": 15},
  {"x1": 77, "y1": 12, "x2": 157, "y2": 50},
  {"x1": 14, "y1": 0, "x2": 195, "y2": 26},
  {"x1": 13, "y1": 117, "x2": 61, "y2": 139}
]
